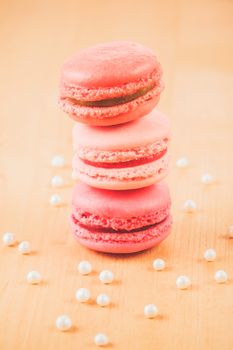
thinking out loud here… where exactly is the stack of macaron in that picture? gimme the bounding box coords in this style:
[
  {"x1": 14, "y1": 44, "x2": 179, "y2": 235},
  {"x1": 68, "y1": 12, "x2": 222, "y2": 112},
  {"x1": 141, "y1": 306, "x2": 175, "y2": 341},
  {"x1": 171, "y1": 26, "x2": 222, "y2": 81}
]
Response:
[{"x1": 59, "y1": 41, "x2": 172, "y2": 254}]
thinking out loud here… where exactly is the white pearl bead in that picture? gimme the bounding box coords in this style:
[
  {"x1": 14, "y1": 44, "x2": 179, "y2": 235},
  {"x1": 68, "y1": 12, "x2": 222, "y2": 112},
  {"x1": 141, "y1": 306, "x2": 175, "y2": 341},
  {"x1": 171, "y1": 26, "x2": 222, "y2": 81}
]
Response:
[
  {"x1": 94, "y1": 333, "x2": 109, "y2": 346},
  {"x1": 51, "y1": 175, "x2": 64, "y2": 187},
  {"x1": 2, "y1": 232, "x2": 16, "y2": 246},
  {"x1": 152, "y1": 258, "x2": 165, "y2": 271},
  {"x1": 99, "y1": 270, "x2": 114, "y2": 284},
  {"x1": 56, "y1": 315, "x2": 72, "y2": 331},
  {"x1": 96, "y1": 294, "x2": 110, "y2": 307},
  {"x1": 18, "y1": 241, "x2": 31, "y2": 254},
  {"x1": 201, "y1": 173, "x2": 214, "y2": 185},
  {"x1": 75, "y1": 288, "x2": 91, "y2": 302},
  {"x1": 176, "y1": 157, "x2": 189, "y2": 168},
  {"x1": 27, "y1": 271, "x2": 41, "y2": 284},
  {"x1": 176, "y1": 275, "x2": 191, "y2": 289},
  {"x1": 49, "y1": 194, "x2": 62, "y2": 206},
  {"x1": 77, "y1": 260, "x2": 92, "y2": 275},
  {"x1": 204, "y1": 248, "x2": 216, "y2": 262},
  {"x1": 144, "y1": 304, "x2": 159, "y2": 318},
  {"x1": 228, "y1": 225, "x2": 233, "y2": 238},
  {"x1": 183, "y1": 199, "x2": 197, "y2": 213},
  {"x1": 51, "y1": 155, "x2": 65, "y2": 168},
  {"x1": 214, "y1": 270, "x2": 228, "y2": 283}
]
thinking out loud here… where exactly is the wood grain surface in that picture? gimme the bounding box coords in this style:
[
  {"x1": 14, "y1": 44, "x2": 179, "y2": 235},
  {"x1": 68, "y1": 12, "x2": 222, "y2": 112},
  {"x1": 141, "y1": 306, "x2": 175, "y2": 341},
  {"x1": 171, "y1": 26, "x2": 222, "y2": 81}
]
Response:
[{"x1": 0, "y1": 1, "x2": 233, "y2": 349}]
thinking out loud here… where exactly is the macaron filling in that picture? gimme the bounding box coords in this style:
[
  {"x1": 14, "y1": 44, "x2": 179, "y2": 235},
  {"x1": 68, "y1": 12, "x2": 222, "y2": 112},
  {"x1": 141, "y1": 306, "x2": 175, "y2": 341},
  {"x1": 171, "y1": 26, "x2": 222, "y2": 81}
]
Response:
[
  {"x1": 67, "y1": 83, "x2": 156, "y2": 108},
  {"x1": 81, "y1": 148, "x2": 167, "y2": 168}
]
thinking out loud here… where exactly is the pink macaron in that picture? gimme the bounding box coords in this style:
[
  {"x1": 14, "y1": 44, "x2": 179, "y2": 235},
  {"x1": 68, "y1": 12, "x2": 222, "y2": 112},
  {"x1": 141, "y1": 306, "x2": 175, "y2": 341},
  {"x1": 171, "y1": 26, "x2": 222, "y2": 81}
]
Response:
[
  {"x1": 71, "y1": 181, "x2": 172, "y2": 254},
  {"x1": 59, "y1": 41, "x2": 164, "y2": 126},
  {"x1": 72, "y1": 109, "x2": 171, "y2": 190}
]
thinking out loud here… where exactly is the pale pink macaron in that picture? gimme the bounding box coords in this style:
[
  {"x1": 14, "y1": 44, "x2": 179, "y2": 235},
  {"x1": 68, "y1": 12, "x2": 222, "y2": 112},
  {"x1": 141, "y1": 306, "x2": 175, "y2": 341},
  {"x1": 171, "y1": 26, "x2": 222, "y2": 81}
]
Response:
[
  {"x1": 59, "y1": 41, "x2": 164, "y2": 126},
  {"x1": 71, "y1": 182, "x2": 172, "y2": 254},
  {"x1": 72, "y1": 110, "x2": 171, "y2": 190}
]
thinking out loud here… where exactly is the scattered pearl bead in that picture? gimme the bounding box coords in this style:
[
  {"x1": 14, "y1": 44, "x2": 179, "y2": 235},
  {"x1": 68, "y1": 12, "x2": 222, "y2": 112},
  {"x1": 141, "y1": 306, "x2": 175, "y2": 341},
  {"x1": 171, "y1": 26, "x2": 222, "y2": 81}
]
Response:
[
  {"x1": 94, "y1": 333, "x2": 109, "y2": 346},
  {"x1": 18, "y1": 241, "x2": 31, "y2": 254},
  {"x1": 56, "y1": 315, "x2": 72, "y2": 331},
  {"x1": 214, "y1": 270, "x2": 228, "y2": 283},
  {"x1": 2, "y1": 232, "x2": 16, "y2": 246},
  {"x1": 99, "y1": 270, "x2": 114, "y2": 284},
  {"x1": 75, "y1": 288, "x2": 91, "y2": 303},
  {"x1": 27, "y1": 271, "x2": 41, "y2": 284},
  {"x1": 176, "y1": 275, "x2": 191, "y2": 289},
  {"x1": 176, "y1": 157, "x2": 189, "y2": 168},
  {"x1": 77, "y1": 260, "x2": 92, "y2": 275},
  {"x1": 96, "y1": 294, "x2": 110, "y2": 307},
  {"x1": 144, "y1": 304, "x2": 159, "y2": 318},
  {"x1": 153, "y1": 258, "x2": 165, "y2": 271},
  {"x1": 204, "y1": 248, "x2": 216, "y2": 262},
  {"x1": 51, "y1": 175, "x2": 64, "y2": 187},
  {"x1": 51, "y1": 155, "x2": 65, "y2": 168},
  {"x1": 49, "y1": 194, "x2": 62, "y2": 206},
  {"x1": 201, "y1": 173, "x2": 214, "y2": 185},
  {"x1": 183, "y1": 199, "x2": 197, "y2": 213},
  {"x1": 228, "y1": 226, "x2": 233, "y2": 238}
]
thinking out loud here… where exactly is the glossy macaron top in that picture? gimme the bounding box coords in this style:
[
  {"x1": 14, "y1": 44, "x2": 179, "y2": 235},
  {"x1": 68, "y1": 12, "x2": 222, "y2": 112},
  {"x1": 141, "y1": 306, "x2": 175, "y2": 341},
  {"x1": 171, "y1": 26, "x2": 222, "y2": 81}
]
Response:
[
  {"x1": 72, "y1": 181, "x2": 170, "y2": 219},
  {"x1": 60, "y1": 41, "x2": 162, "y2": 100},
  {"x1": 73, "y1": 110, "x2": 171, "y2": 151}
]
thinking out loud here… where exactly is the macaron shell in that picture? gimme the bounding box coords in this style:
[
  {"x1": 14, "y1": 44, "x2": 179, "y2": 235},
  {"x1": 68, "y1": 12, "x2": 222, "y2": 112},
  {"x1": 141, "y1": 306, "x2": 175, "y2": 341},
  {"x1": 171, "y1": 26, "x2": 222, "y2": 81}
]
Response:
[
  {"x1": 71, "y1": 214, "x2": 172, "y2": 254},
  {"x1": 73, "y1": 110, "x2": 170, "y2": 150},
  {"x1": 61, "y1": 41, "x2": 160, "y2": 90},
  {"x1": 72, "y1": 181, "x2": 170, "y2": 218}
]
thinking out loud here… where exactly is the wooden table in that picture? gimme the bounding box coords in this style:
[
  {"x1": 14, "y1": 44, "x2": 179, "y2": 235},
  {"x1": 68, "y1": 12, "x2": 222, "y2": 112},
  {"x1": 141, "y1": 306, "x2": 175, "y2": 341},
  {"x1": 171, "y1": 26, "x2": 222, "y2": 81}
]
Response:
[{"x1": 1, "y1": 1, "x2": 233, "y2": 349}]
